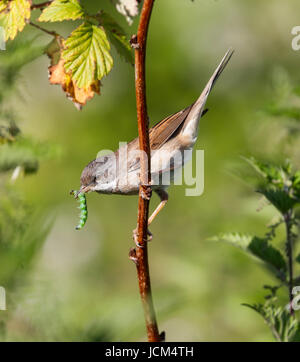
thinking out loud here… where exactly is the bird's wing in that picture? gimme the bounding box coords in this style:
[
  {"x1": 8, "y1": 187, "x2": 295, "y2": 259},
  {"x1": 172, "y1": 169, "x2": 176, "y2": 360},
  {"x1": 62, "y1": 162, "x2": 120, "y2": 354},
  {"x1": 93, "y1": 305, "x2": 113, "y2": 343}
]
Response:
[
  {"x1": 126, "y1": 108, "x2": 210, "y2": 173},
  {"x1": 125, "y1": 106, "x2": 196, "y2": 173},
  {"x1": 126, "y1": 105, "x2": 195, "y2": 150},
  {"x1": 149, "y1": 105, "x2": 194, "y2": 150},
  {"x1": 126, "y1": 48, "x2": 233, "y2": 173},
  {"x1": 125, "y1": 106, "x2": 193, "y2": 172}
]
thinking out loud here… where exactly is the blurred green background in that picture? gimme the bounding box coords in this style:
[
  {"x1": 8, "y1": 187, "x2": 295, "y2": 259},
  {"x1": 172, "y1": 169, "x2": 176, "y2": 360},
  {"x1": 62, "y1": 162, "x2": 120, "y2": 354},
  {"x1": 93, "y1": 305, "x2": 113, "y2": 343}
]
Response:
[{"x1": 1, "y1": 0, "x2": 300, "y2": 341}]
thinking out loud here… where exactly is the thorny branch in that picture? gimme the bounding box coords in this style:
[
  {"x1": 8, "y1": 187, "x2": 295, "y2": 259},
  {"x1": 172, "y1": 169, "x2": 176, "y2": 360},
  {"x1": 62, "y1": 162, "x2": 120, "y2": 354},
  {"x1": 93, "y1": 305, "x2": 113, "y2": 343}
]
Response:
[{"x1": 130, "y1": 0, "x2": 162, "y2": 342}]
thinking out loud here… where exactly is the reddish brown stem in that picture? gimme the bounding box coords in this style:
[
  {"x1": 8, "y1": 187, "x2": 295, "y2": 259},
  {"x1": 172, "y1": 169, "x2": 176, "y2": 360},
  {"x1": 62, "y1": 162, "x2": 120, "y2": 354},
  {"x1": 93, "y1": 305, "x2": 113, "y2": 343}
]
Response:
[{"x1": 133, "y1": 0, "x2": 161, "y2": 342}]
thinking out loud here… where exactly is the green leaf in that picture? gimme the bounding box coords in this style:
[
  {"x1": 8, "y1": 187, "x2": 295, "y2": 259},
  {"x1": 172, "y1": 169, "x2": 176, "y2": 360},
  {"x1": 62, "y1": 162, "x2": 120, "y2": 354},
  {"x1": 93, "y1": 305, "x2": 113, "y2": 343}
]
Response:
[
  {"x1": 99, "y1": 11, "x2": 134, "y2": 64},
  {"x1": 62, "y1": 22, "x2": 113, "y2": 89},
  {"x1": 243, "y1": 301, "x2": 299, "y2": 342},
  {"x1": 0, "y1": 0, "x2": 31, "y2": 40},
  {"x1": 242, "y1": 157, "x2": 300, "y2": 212},
  {"x1": 209, "y1": 232, "x2": 252, "y2": 250},
  {"x1": 243, "y1": 156, "x2": 285, "y2": 185},
  {"x1": 248, "y1": 236, "x2": 287, "y2": 273},
  {"x1": 296, "y1": 254, "x2": 300, "y2": 264},
  {"x1": 212, "y1": 233, "x2": 287, "y2": 279},
  {"x1": 38, "y1": 0, "x2": 84, "y2": 22},
  {"x1": 258, "y1": 188, "x2": 298, "y2": 214}
]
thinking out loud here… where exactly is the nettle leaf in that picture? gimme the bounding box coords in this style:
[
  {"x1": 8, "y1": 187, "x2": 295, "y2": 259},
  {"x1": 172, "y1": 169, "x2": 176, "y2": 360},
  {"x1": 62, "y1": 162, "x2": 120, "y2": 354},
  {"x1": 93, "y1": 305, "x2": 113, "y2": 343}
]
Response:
[
  {"x1": 0, "y1": 0, "x2": 31, "y2": 41},
  {"x1": 244, "y1": 156, "x2": 285, "y2": 185},
  {"x1": 99, "y1": 11, "x2": 134, "y2": 64},
  {"x1": 46, "y1": 37, "x2": 100, "y2": 110},
  {"x1": 38, "y1": 0, "x2": 84, "y2": 22},
  {"x1": 258, "y1": 188, "x2": 298, "y2": 214},
  {"x1": 212, "y1": 233, "x2": 287, "y2": 279},
  {"x1": 62, "y1": 22, "x2": 113, "y2": 89},
  {"x1": 244, "y1": 156, "x2": 294, "y2": 185},
  {"x1": 248, "y1": 236, "x2": 287, "y2": 274},
  {"x1": 243, "y1": 302, "x2": 299, "y2": 342},
  {"x1": 210, "y1": 232, "x2": 252, "y2": 250}
]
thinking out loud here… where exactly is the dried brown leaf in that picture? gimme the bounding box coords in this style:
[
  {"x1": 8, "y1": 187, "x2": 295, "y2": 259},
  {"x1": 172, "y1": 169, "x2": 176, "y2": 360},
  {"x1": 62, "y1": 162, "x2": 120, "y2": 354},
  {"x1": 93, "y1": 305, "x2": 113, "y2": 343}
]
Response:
[{"x1": 45, "y1": 37, "x2": 101, "y2": 110}]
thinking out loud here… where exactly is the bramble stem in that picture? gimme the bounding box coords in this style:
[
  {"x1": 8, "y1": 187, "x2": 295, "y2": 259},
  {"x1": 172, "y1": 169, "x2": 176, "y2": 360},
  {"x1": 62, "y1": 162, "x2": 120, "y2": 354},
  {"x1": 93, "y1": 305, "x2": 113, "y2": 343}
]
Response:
[{"x1": 132, "y1": 0, "x2": 161, "y2": 342}]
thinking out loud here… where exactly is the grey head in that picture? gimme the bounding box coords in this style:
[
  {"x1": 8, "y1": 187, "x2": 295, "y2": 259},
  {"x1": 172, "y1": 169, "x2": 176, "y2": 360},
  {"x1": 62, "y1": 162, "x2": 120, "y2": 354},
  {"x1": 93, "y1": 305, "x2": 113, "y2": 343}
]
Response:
[{"x1": 80, "y1": 154, "x2": 117, "y2": 194}]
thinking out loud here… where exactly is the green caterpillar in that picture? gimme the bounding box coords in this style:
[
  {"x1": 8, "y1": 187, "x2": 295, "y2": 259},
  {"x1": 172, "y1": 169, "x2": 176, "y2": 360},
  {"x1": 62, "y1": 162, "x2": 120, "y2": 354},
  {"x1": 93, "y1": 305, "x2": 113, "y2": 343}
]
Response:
[{"x1": 71, "y1": 190, "x2": 88, "y2": 230}]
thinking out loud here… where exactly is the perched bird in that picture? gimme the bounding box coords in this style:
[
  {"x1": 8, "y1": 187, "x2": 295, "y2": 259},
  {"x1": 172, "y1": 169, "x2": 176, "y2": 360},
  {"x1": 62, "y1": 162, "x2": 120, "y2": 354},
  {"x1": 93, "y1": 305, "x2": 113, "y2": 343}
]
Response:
[{"x1": 79, "y1": 49, "x2": 233, "y2": 235}]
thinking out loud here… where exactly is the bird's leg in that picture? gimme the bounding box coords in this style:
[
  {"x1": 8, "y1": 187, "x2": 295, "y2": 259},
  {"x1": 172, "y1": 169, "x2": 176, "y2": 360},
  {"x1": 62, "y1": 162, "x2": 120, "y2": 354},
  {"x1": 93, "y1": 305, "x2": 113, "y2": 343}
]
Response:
[
  {"x1": 140, "y1": 184, "x2": 152, "y2": 200},
  {"x1": 132, "y1": 189, "x2": 168, "y2": 247},
  {"x1": 132, "y1": 184, "x2": 153, "y2": 247},
  {"x1": 148, "y1": 189, "x2": 169, "y2": 225}
]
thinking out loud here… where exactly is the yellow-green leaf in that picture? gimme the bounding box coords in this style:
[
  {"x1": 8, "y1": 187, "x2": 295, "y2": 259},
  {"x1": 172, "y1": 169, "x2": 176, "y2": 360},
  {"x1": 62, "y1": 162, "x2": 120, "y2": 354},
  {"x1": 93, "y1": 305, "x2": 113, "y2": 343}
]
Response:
[
  {"x1": 0, "y1": 2, "x2": 6, "y2": 12},
  {"x1": 38, "y1": 0, "x2": 84, "y2": 22},
  {"x1": 62, "y1": 22, "x2": 113, "y2": 89},
  {"x1": 0, "y1": 0, "x2": 31, "y2": 41}
]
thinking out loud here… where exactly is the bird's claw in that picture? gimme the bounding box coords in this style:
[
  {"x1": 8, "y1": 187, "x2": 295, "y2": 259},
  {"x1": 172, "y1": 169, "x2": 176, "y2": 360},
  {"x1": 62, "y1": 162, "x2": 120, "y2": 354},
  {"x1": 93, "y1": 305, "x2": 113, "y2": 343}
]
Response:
[
  {"x1": 128, "y1": 248, "x2": 138, "y2": 265},
  {"x1": 130, "y1": 34, "x2": 140, "y2": 49},
  {"x1": 140, "y1": 185, "x2": 152, "y2": 200},
  {"x1": 132, "y1": 227, "x2": 153, "y2": 248}
]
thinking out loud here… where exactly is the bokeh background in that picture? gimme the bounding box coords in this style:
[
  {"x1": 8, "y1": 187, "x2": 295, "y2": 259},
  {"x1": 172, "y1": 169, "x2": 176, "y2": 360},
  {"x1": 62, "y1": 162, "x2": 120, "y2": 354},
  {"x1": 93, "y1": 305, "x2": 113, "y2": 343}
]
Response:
[{"x1": 1, "y1": 0, "x2": 300, "y2": 341}]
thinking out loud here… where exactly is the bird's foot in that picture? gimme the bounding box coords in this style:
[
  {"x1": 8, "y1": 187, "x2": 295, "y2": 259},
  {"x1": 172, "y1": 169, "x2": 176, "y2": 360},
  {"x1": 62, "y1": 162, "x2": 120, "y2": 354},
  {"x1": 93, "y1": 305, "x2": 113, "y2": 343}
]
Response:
[
  {"x1": 128, "y1": 248, "x2": 138, "y2": 265},
  {"x1": 140, "y1": 185, "x2": 152, "y2": 200},
  {"x1": 132, "y1": 227, "x2": 153, "y2": 248},
  {"x1": 130, "y1": 34, "x2": 140, "y2": 49}
]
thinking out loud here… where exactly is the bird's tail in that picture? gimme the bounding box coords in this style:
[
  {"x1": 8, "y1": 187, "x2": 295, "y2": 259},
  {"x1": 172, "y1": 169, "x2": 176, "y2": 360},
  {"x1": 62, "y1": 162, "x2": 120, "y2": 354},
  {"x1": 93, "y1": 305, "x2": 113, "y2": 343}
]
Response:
[{"x1": 181, "y1": 49, "x2": 234, "y2": 138}]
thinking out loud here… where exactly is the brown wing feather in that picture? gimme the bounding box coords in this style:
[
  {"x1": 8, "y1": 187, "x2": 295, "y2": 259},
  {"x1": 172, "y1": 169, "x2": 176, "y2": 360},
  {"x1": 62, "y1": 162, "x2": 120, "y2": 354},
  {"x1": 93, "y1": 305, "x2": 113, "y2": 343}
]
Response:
[
  {"x1": 149, "y1": 105, "x2": 193, "y2": 150},
  {"x1": 125, "y1": 105, "x2": 193, "y2": 172},
  {"x1": 126, "y1": 104, "x2": 193, "y2": 152}
]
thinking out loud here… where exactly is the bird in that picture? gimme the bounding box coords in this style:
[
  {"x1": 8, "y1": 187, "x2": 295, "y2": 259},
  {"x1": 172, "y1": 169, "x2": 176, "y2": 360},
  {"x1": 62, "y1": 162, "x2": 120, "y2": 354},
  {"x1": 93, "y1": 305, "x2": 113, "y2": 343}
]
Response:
[{"x1": 78, "y1": 49, "x2": 233, "y2": 242}]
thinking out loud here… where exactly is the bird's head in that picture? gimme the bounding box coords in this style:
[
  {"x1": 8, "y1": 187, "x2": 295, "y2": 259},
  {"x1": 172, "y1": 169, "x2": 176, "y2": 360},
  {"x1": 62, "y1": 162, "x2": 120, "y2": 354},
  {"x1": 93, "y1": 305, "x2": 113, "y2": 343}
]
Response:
[
  {"x1": 79, "y1": 155, "x2": 113, "y2": 194},
  {"x1": 79, "y1": 159, "x2": 98, "y2": 194}
]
